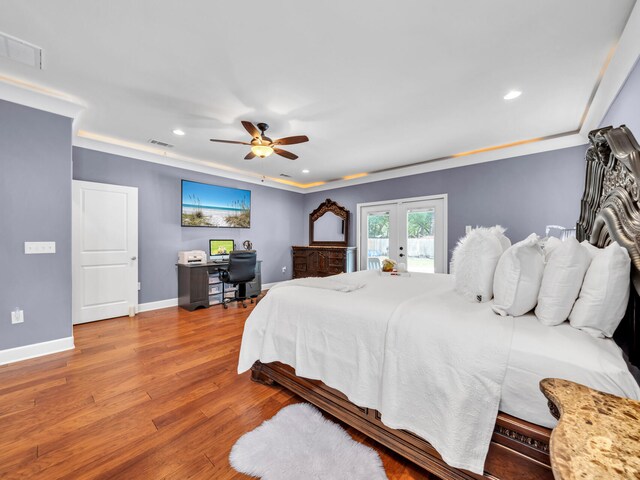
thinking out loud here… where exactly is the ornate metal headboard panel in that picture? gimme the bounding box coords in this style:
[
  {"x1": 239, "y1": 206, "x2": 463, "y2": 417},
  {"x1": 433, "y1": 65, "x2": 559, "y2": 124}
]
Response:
[{"x1": 576, "y1": 125, "x2": 640, "y2": 367}]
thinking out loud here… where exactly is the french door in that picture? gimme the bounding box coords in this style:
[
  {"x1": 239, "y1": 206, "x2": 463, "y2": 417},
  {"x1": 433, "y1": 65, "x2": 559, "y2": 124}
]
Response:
[{"x1": 358, "y1": 195, "x2": 447, "y2": 273}]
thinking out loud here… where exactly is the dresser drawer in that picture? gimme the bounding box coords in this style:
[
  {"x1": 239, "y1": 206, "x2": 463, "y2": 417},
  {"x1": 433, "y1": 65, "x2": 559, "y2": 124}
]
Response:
[
  {"x1": 293, "y1": 262, "x2": 307, "y2": 273},
  {"x1": 292, "y1": 246, "x2": 356, "y2": 279},
  {"x1": 328, "y1": 258, "x2": 345, "y2": 268}
]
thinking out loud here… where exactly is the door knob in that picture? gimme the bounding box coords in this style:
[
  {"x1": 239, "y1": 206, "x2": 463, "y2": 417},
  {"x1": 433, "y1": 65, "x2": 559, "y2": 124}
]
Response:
[
  {"x1": 399, "y1": 247, "x2": 404, "y2": 250},
  {"x1": 131, "y1": 256, "x2": 137, "y2": 261}
]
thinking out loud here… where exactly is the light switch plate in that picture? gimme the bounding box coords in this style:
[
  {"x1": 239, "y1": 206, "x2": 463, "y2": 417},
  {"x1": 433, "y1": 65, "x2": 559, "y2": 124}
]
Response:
[{"x1": 24, "y1": 241, "x2": 56, "y2": 254}]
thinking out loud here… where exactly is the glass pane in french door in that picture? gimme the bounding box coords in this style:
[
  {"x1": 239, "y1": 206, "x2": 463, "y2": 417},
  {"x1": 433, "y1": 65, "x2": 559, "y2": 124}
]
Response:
[
  {"x1": 365, "y1": 211, "x2": 390, "y2": 270},
  {"x1": 405, "y1": 207, "x2": 435, "y2": 273}
]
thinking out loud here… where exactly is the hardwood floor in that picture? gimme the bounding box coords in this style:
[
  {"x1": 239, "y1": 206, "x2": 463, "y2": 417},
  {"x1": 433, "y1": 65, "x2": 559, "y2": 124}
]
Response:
[{"x1": 0, "y1": 299, "x2": 434, "y2": 479}]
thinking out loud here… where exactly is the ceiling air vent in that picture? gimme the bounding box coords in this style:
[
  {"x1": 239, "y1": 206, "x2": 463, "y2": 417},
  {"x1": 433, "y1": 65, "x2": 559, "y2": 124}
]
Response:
[
  {"x1": 148, "y1": 139, "x2": 174, "y2": 148},
  {"x1": 279, "y1": 173, "x2": 291, "y2": 178},
  {"x1": 0, "y1": 32, "x2": 43, "y2": 69}
]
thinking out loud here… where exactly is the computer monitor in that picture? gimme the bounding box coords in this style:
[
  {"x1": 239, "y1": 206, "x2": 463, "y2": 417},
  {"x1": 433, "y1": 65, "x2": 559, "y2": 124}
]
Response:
[{"x1": 209, "y1": 239, "x2": 235, "y2": 261}]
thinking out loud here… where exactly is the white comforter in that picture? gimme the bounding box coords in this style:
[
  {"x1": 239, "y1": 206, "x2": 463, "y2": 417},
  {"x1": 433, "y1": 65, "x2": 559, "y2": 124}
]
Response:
[{"x1": 238, "y1": 271, "x2": 514, "y2": 474}]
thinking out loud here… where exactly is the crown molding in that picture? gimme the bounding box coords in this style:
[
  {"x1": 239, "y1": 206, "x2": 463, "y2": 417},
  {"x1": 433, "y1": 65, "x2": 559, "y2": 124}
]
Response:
[
  {"x1": 2, "y1": 0, "x2": 638, "y2": 197},
  {"x1": 580, "y1": 2, "x2": 640, "y2": 135},
  {"x1": 73, "y1": 134, "x2": 303, "y2": 193},
  {"x1": 73, "y1": 129, "x2": 589, "y2": 195},
  {"x1": 302, "y1": 132, "x2": 588, "y2": 193},
  {"x1": 0, "y1": 75, "x2": 599, "y2": 195},
  {"x1": 0, "y1": 75, "x2": 84, "y2": 119}
]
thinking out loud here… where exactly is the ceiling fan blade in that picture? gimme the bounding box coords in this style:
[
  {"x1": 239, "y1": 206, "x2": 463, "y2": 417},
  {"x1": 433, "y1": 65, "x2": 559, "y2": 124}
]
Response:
[
  {"x1": 273, "y1": 135, "x2": 309, "y2": 145},
  {"x1": 210, "y1": 139, "x2": 251, "y2": 145},
  {"x1": 241, "y1": 121, "x2": 261, "y2": 139},
  {"x1": 244, "y1": 151, "x2": 256, "y2": 160},
  {"x1": 274, "y1": 148, "x2": 298, "y2": 160}
]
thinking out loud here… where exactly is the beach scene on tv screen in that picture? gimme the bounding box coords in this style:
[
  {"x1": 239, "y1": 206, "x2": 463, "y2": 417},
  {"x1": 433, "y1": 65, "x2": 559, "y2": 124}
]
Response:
[{"x1": 182, "y1": 180, "x2": 251, "y2": 228}]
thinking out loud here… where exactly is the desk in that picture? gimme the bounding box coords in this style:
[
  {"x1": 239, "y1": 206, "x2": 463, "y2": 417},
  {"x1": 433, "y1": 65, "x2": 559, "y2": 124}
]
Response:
[
  {"x1": 540, "y1": 378, "x2": 640, "y2": 480},
  {"x1": 177, "y1": 260, "x2": 262, "y2": 311}
]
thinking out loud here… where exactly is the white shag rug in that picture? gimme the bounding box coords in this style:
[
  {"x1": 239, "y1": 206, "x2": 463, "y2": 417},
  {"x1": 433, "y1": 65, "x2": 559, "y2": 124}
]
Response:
[{"x1": 230, "y1": 403, "x2": 387, "y2": 480}]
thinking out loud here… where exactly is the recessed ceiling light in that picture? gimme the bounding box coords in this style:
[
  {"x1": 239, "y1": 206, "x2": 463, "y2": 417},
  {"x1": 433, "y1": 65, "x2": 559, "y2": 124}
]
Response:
[
  {"x1": 172, "y1": 129, "x2": 185, "y2": 136},
  {"x1": 503, "y1": 90, "x2": 522, "y2": 100},
  {"x1": 302, "y1": 169, "x2": 310, "y2": 174}
]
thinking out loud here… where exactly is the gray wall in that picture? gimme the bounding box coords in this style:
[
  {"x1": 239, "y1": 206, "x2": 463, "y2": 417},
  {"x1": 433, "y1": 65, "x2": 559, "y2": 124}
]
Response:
[
  {"x1": 0, "y1": 100, "x2": 73, "y2": 350},
  {"x1": 304, "y1": 144, "x2": 588, "y2": 264},
  {"x1": 73, "y1": 147, "x2": 305, "y2": 304},
  {"x1": 601, "y1": 58, "x2": 640, "y2": 132}
]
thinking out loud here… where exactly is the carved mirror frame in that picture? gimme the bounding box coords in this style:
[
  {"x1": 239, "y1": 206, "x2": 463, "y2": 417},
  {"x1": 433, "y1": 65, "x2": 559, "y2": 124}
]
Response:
[{"x1": 309, "y1": 198, "x2": 350, "y2": 247}]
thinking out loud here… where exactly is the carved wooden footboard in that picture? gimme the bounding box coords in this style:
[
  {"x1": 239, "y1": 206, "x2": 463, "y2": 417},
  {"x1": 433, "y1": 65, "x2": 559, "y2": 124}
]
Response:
[{"x1": 252, "y1": 360, "x2": 553, "y2": 480}]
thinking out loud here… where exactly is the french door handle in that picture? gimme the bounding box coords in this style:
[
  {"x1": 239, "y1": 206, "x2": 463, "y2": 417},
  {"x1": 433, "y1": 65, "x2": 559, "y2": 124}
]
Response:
[{"x1": 399, "y1": 253, "x2": 405, "y2": 258}]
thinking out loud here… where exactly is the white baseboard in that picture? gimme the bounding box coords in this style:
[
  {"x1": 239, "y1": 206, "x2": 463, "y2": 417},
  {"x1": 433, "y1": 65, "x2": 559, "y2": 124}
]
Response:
[
  {"x1": 137, "y1": 298, "x2": 178, "y2": 313},
  {"x1": 136, "y1": 283, "x2": 283, "y2": 314},
  {"x1": 0, "y1": 336, "x2": 75, "y2": 366}
]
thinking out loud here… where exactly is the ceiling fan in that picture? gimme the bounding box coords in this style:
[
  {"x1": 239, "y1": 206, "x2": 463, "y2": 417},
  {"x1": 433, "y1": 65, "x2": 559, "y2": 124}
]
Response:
[{"x1": 210, "y1": 121, "x2": 309, "y2": 160}]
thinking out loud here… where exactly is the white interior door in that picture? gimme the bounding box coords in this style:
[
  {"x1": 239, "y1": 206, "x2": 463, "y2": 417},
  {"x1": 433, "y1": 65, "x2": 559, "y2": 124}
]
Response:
[
  {"x1": 358, "y1": 195, "x2": 447, "y2": 273},
  {"x1": 73, "y1": 180, "x2": 138, "y2": 324}
]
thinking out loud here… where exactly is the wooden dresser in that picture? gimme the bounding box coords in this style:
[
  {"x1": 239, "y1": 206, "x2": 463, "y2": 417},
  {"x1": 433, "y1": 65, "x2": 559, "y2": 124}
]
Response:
[{"x1": 292, "y1": 246, "x2": 357, "y2": 279}]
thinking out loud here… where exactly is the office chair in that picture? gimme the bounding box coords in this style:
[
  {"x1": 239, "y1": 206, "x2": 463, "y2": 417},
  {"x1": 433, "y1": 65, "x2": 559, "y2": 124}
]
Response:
[{"x1": 218, "y1": 250, "x2": 257, "y2": 309}]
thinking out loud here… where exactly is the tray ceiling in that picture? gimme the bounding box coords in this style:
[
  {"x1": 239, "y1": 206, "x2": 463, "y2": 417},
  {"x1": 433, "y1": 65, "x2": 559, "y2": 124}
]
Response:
[{"x1": 0, "y1": 0, "x2": 637, "y2": 190}]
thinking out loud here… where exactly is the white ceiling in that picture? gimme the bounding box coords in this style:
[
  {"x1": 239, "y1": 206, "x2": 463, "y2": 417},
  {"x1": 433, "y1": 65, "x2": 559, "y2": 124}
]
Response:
[{"x1": 0, "y1": 0, "x2": 637, "y2": 189}]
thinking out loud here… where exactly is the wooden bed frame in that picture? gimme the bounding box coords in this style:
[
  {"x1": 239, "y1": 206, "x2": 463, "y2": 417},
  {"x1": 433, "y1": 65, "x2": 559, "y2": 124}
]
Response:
[{"x1": 250, "y1": 125, "x2": 640, "y2": 480}]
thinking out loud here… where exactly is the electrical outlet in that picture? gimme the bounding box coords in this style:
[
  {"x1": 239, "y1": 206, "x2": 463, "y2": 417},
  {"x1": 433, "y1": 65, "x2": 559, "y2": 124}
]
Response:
[
  {"x1": 137, "y1": 282, "x2": 141, "y2": 291},
  {"x1": 282, "y1": 266, "x2": 287, "y2": 274},
  {"x1": 465, "y1": 225, "x2": 472, "y2": 234},
  {"x1": 11, "y1": 309, "x2": 24, "y2": 324}
]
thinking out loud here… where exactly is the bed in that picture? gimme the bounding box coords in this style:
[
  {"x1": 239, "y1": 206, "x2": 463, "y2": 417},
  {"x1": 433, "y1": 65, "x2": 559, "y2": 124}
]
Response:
[{"x1": 239, "y1": 125, "x2": 640, "y2": 480}]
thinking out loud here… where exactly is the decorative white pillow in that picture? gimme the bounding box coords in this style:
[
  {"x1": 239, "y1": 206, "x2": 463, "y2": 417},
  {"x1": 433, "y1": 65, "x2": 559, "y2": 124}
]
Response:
[
  {"x1": 492, "y1": 234, "x2": 545, "y2": 316},
  {"x1": 569, "y1": 241, "x2": 630, "y2": 338},
  {"x1": 451, "y1": 226, "x2": 511, "y2": 302},
  {"x1": 541, "y1": 236, "x2": 562, "y2": 262},
  {"x1": 535, "y1": 237, "x2": 591, "y2": 326}
]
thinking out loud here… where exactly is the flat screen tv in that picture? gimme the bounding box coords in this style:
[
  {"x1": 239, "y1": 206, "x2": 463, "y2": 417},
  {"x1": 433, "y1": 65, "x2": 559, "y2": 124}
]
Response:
[{"x1": 181, "y1": 180, "x2": 251, "y2": 228}]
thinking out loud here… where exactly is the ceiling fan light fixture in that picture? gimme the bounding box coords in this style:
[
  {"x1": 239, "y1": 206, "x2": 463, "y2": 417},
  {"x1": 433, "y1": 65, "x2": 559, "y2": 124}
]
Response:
[
  {"x1": 251, "y1": 144, "x2": 274, "y2": 158},
  {"x1": 210, "y1": 121, "x2": 308, "y2": 161}
]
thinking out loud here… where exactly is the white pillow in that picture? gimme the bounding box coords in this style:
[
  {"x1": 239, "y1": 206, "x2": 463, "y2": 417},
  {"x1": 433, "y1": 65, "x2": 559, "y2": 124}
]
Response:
[
  {"x1": 451, "y1": 226, "x2": 511, "y2": 302},
  {"x1": 581, "y1": 240, "x2": 603, "y2": 259},
  {"x1": 569, "y1": 241, "x2": 630, "y2": 338},
  {"x1": 492, "y1": 234, "x2": 545, "y2": 316},
  {"x1": 541, "y1": 236, "x2": 562, "y2": 261},
  {"x1": 535, "y1": 237, "x2": 591, "y2": 326}
]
